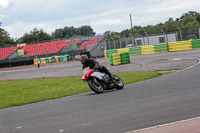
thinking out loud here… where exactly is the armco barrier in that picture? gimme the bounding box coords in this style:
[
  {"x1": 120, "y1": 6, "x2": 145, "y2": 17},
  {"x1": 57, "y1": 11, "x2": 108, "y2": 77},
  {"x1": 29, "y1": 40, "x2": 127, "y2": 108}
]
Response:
[
  {"x1": 141, "y1": 45, "x2": 155, "y2": 55},
  {"x1": 168, "y1": 40, "x2": 192, "y2": 52},
  {"x1": 192, "y1": 39, "x2": 200, "y2": 49}
]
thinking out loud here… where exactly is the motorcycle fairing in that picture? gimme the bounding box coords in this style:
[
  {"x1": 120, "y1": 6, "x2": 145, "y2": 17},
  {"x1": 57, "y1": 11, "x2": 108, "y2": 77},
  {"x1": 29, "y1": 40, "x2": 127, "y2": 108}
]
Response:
[
  {"x1": 91, "y1": 72, "x2": 105, "y2": 80},
  {"x1": 82, "y1": 69, "x2": 104, "y2": 81}
]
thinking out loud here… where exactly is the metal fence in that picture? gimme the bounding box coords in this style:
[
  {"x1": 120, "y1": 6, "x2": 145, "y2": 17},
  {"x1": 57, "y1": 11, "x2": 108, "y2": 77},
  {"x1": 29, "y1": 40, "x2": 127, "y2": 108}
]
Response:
[
  {"x1": 104, "y1": 28, "x2": 200, "y2": 50},
  {"x1": 89, "y1": 40, "x2": 107, "y2": 58},
  {"x1": 1, "y1": 28, "x2": 200, "y2": 61},
  {"x1": 176, "y1": 28, "x2": 200, "y2": 41}
]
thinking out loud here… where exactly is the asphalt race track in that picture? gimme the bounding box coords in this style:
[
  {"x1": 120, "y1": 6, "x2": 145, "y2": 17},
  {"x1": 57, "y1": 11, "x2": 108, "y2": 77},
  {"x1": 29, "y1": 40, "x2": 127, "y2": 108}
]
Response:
[
  {"x1": 1, "y1": 49, "x2": 200, "y2": 133},
  {"x1": 0, "y1": 50, "x2": 198, "y2": 80}
]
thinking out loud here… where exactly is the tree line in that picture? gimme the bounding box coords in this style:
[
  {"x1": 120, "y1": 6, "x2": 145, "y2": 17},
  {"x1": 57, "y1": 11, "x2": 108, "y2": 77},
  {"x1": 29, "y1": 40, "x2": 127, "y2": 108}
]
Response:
[
  {"x1": 0, "y1": 25, "x2": 96, "y2": 46},
  {"x1": 0, "y1": 11, "x2": 200, "y2": 46},
  {"x1": 106, "y1": 11, "x2": 200, "y2": 40}
]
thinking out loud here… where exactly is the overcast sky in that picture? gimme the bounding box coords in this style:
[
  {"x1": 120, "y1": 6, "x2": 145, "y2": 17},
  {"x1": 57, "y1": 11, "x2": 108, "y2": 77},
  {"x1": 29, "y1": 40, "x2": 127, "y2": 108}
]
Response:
[{"x1": 0, "y1": 0, "x2": 200, "y2": 38}]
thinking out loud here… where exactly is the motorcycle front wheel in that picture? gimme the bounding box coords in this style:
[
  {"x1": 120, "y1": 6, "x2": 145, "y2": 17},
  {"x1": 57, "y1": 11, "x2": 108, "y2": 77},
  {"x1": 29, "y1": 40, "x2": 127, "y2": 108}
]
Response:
[
  {"x1": 88, "y1": 78, "x2": 104, "y2": 94},
  {"x1": 113, "y1": 75, "x2": 124, "y2": 90}
]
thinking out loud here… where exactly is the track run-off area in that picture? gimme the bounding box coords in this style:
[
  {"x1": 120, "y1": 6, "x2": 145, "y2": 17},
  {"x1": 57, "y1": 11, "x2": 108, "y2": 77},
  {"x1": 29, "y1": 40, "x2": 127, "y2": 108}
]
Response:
[{"x1": 1, "y1": 49, "x2": 200, "y2": 133}]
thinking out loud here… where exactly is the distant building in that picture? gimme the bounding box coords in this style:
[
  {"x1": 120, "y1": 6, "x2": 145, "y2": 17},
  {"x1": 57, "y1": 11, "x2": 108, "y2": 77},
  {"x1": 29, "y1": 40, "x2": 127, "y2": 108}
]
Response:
[{"x1": 135, "y1": 32, "x2": 177, "y2": 46}]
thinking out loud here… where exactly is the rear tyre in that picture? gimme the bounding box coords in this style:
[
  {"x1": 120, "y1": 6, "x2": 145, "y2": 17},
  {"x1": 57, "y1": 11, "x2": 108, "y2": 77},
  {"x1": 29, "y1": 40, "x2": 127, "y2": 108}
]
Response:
[
  {"x1": 88, "y1": 79, "x2": 104, "y2": 94},
  {"x1": 113, "y1": 75, "x2": 124, "y2": 90}
]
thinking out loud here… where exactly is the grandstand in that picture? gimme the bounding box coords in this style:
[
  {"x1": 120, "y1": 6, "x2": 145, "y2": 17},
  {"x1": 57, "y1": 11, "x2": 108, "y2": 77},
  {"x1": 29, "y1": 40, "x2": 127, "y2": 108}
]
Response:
[
  {"x1": 78, "y1": 36, "x2": 104, "y2": 50},
  {"x1": 0, "y1": 35, "x2": 104, "y2": 68},
  {"x1": 0, "y1": 46, "x2": 18, "y2": 60},
  {"x1": 22, "y1": 39, "x2": 83, "y2": 57}
]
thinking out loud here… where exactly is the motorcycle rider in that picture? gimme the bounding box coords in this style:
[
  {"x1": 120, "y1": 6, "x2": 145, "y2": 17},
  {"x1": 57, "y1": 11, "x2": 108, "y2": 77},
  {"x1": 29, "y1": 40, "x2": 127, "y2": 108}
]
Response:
[{"x1": 80, "y1": 54, "x2": 114, "y2": 80}]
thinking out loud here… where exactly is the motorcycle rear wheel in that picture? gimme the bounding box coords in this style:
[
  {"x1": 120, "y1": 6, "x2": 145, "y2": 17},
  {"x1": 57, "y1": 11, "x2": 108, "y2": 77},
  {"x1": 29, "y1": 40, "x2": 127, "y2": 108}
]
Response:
[
  {"x1": 88, "y1": 79, "x2": 104, "y2": 94},
  {"x1": 113, "y1": 75, "x2": 124, "y2": 90}
]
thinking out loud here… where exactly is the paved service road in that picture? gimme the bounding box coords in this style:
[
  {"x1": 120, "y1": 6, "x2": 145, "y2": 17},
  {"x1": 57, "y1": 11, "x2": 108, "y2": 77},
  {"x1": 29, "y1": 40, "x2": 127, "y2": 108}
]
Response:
[{"x1": 0, "y1": 49, "x2": 200, "y2": 133}]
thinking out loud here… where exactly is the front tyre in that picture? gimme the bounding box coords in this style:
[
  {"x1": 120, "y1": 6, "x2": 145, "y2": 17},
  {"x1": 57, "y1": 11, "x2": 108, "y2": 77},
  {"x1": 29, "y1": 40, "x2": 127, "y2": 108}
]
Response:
[
  {"x1": 88, "y1": 79, "x2": 104, "y2": 94},
  {"x1": 113, "y1": 75, "x2": 124, "y2": 90}
]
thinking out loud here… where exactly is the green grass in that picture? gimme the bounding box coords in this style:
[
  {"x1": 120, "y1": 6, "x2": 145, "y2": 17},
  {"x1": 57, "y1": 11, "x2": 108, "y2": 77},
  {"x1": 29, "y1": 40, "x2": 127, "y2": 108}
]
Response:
[{"x1": 0, "y1": 71, "x2": 167, "y2": 109}]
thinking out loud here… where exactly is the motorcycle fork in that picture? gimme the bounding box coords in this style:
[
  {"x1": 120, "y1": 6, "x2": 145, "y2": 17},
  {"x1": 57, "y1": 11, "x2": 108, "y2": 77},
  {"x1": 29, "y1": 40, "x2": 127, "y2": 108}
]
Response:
[
  {"x1": 93, "y1": 77, "x2": 98, "y2": 84},
  {"x1": 94, "y1": 77, "x2": 102, "y2": 86}
]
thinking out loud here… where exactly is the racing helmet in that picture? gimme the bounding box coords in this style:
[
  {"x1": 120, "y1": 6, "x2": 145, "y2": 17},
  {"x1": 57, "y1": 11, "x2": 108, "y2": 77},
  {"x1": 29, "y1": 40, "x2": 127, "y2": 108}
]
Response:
[{"x1": 80, "y1": 54, "x2": 88, "y2": 64}]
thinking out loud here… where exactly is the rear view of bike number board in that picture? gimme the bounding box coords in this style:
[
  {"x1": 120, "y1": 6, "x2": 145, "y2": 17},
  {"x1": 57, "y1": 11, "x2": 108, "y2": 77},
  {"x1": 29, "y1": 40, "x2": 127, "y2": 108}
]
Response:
[{"x1": 110, "y1": 52, "x2": 130, "y2": 66}]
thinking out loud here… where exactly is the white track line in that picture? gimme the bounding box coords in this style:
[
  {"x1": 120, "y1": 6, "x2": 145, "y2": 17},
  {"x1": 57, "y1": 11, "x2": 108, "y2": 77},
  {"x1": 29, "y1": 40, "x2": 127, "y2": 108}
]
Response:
[
  {"x1": 181, "y1": 58, "x2": 200, "y2": 70},
  {"x1": 125, "y1": 58, "x2": 200, "y2": 133},
  {"x1": 161, "y1": 58, "x2": 200, "y2": 76},
  {"x1": 125, "y1": 116, "x2": 200, "y2": 133}
]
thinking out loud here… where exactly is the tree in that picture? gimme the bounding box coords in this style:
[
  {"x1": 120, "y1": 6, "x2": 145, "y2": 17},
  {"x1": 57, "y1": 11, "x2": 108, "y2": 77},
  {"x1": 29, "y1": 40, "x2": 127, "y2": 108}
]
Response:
[
  {"x1": 120, "y1": 29, "x2": 129, "y2": 37},
  {"x1": 196, "y1": 14, "x2": 200, "y2": 23},
  {"x1": 17, "y1": 28, "x2": 52, "y2": 43},
  {"x1": 108, "y1": 11, "x2": 200, "y2": 40},
  {"x1": 0, "y1": 22, "x2": 15, "y2": 46},
  {"x1": 52, "y1": 25, "x2": 96, "y2": 39},
  {"x1": 168, "y1": 17, "x2": 173, "y2": 22}
]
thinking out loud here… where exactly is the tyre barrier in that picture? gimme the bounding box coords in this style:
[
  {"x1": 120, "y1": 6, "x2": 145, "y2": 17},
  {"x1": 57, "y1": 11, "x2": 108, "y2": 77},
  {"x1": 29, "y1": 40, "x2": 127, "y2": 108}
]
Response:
[
  {"x1": 110, "y1": 52, "x2": 130, "y2": 66},
  {"x1": 41, "y1": 58, "x2": 46, "y2": 64},
  {"x1": 117, "y1": 48, "x2": 129, "y2": 54},
  {"x1": 168, "y1": 40, "x2": 192, "y2": 52},
  {"x1": 121, "y1": 52, "x2": 130, "y2": 64},
  {"x1": 49, "y1": 57, "x2": 53, "y2": 63},
  {"x1": 192, "y1": 39, "x2": 200, "y2": 49},
  {"x1": 105, "y1": 39, "x2": 200, "y2": 59},
  {"x1": 129, "y1": 47, "x2": 142, "y2": 56},
  {"x1": 55, "y1": 56, "x2": 60, "y2": 63},
  {"x1": 110, "y1": 53, "x2": 121, "y2": 66},
  {"x1": 154, "y1": 43, "x2": 168, "y2": 53},
  {"x1": 45, "y1": 57, "x2": 50, "y2": 64},
  {"x1": 34, "y1": 58, "x2": 41, "y2": 65},
  {"x1": 60, "y1": 55, "x2": 70, "y2": 62},
  {"x1": 141, "y1": 45, "x2": 155, "y2": 55},
  {"x1": 33, "y1": 55, "x2": 69, "y2": 64},
  {"x1": 104, "y1": 49, "x2": 117, "y2": 58},
  {"x1": 33, "y1": 58, "x2": 38, "y2": 65}
]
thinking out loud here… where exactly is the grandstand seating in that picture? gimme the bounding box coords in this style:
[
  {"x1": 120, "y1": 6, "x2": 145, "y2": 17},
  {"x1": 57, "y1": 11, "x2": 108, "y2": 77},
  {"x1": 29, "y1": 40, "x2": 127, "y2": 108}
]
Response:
[
  {"x1": 0, "y1": 46, "x2": 18, "y2": 60},
  {"x1": 0, "y1": 36, "x2": 103, "y2": 60},
  {"x1": 78, "y1": 36, "x2": 103, "y2": 50},
  {"x1": 0, "y1": 39, "x2": 83, "y2": 60},
  {"x1": 23, "y1": 40, "x2": 83, "y2": 57}
]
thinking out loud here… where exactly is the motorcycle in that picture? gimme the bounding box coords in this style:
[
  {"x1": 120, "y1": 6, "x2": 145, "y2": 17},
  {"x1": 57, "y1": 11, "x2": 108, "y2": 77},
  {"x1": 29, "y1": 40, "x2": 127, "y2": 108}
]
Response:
[{"x1": 82, "y1": 67, "x2": 124, "y2": 93}]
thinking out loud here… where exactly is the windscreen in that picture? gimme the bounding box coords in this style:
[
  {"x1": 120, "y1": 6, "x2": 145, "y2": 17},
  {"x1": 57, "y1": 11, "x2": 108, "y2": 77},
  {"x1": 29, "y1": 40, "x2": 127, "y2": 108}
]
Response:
[{"x1": 83, "y1": 67, "x2": 89, "y2": 74}]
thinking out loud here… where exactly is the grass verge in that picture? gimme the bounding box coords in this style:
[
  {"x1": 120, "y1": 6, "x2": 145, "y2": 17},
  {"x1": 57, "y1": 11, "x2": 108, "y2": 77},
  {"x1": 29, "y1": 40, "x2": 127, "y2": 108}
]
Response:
[{"x1": 0, "y1": 71, "x2": 170, "y2": 109}]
